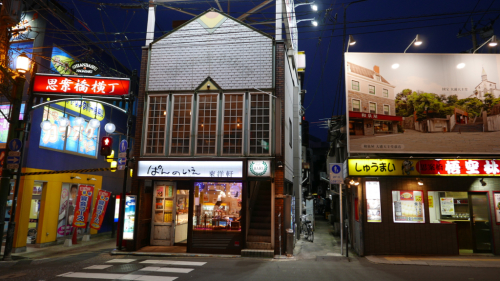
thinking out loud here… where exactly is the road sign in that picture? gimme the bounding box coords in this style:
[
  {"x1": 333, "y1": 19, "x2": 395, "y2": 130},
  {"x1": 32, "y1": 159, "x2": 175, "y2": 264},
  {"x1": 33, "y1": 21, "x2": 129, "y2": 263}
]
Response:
[
  {"x1": 118, "y1": 152, "x2": 126, "y2": 158},
  {"x1": 7, "y1": 156, "x2": 19, "y2": 164},
  {"x1": 8, "y1": 138, "x2": 22, "y2": 151},
  {"x1": 119, "y1": 140, "x2": 128, "y2": 153},
  {"x1": 118, "y1": 158, "x2": 126, "y2": 165},
  {"x1": 8, "y1": 151, "x2": 20, "y2": 157},
  {"x1": 329, "y1": 163, "x2": 344, "y2": 184},
  {"x1": 7, "y1": 164, "x2": 18, "y2": 170},
  {"x1": 118, "y1": 165, "x2": 125, "y2": 170}
]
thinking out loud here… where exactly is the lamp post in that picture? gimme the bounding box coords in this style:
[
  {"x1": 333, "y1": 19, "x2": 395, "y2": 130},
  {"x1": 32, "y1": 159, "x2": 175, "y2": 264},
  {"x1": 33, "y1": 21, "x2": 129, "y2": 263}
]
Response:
[
  {"x1": 473, "y1": 35, "x2": 498, "y2": 53},
  {"x1": 404, "y1": 34, "x2": 423, "y2": 53},
  {"x1": 0, "y1": 53, "x2": 32, "y2": 260}
]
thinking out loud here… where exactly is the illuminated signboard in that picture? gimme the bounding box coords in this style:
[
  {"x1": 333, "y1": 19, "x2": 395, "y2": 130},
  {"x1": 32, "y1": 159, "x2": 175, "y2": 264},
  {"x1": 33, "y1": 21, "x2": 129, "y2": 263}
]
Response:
[
  {"x1": 345, "y1": 53, "x2": 500, "y2": 155},
  {"x1": 138, "y1": 161, "x2": 243, "y2": 178},
  {"x1": 123, "y1": 195, "x2": 136, "y2": 240},
  {"x1": 33, "y1": 74, "x2": 130, "y2": 96},
  {"x1": 349, "y1": 159, "x2": 500, "y2": 177}
]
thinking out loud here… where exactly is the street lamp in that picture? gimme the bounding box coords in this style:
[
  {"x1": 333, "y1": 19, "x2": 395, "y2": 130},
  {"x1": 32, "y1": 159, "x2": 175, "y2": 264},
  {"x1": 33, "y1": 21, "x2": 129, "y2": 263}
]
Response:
[
  {"x1": 473, "y1": 35, "x2": 498, "y2": 53},
  {"x1": 1, "y1": 51, "x2": 32, "y2": 261},
  {"x1": 295, "y1": 1, "x2": 318, "y2": 11},
  {"x1": 346, "y1": 35, "x2": 356, "y2": 52},
  {"x1": 404, "y1": 34, "x2": 423, "y2": 53},
  {"x1": 296, "y1": 18, "x2": 318, "y2": 26}
]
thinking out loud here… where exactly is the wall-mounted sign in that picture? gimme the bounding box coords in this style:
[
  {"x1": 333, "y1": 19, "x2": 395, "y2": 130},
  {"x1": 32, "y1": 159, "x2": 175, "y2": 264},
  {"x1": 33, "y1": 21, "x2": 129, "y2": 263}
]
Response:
[
  {"x1": 366, "y1": 181, "x2": 381, "y2": 223},
  {"x1": 349, "y1": 159, "x2": 500, "y2": 177},
  {"x1": 33, "y1": 74, "x2": 130, "y2": 96},
  {"x1": 123, "y1": 195, "x2": 136, "y2": 240},
  {"x1": 248, "y1": 160, "x2": 271, "y2": 177},
  {"x1": 138, "y1": 161, "x2": 243, "y2": 178},
  {"x1": 71, "y1": 61, "x2": 101, "y2": 76},
  {"x1": 55, "y1": 101, "x2": 105, "y2": 121},
  {"x1": 440, "y1": 197, "x2": 455, "y2": 216},
  {"x1": 329, "y1": 163, "x2": 344, "y2": 184}
]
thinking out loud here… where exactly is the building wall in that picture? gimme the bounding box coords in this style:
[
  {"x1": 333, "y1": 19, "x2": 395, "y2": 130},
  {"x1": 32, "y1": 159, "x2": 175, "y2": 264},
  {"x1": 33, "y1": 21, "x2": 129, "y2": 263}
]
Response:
[
  {"x1": 147, "y1": 14, "x2": 273, "y2": 91},
  {"x1": 361, "y1": 177, "x2": 500, "y2": 256},
  {"x1": 348, "y1": 90, "x2": 396, "y2": 116},
  {"x1": 284, "y1": 53, "x2": 294, "y2": 183}
]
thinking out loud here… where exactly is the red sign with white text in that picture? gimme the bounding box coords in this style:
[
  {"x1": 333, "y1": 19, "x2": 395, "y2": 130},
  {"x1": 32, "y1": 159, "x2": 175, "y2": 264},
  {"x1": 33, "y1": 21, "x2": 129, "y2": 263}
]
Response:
[
  {"x1": 90, "y1": 189, "x2": 111, "y2": 230},
  {"x1": 416, "y1": 159, "x2": 500, "y2": 175},
  {"x1": 33, "y1": 74, "x2": 130, "y2": 96},
  {"x1": 72, "y1": 185, "x2": 94, "y2": 228}
]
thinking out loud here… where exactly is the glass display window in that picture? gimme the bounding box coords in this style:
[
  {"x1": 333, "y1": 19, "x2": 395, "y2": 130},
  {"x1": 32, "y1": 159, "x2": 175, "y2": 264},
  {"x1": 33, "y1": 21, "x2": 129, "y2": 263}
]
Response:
[
  {"x1": 392, "y1": 190, "x2": 425, "y2": 223},
  {"x1": 193, "y1": 182, "x2": 242, "y2": 232},
  {"x1": 428, "y1": 191, "x2": 469, "y2": 223}
]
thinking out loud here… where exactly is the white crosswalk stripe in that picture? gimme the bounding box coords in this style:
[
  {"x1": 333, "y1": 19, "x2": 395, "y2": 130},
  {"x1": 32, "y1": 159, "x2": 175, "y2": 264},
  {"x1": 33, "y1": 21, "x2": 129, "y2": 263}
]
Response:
[{"x1": 57, "y1": 259, "x2": 205, "y2": 280}]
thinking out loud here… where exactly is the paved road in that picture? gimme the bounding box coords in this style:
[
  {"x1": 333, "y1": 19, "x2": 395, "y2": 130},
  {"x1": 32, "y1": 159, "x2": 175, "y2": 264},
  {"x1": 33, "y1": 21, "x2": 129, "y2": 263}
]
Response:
[{"x1": 2, "y1": 253, "x2": 500, "y2": 281}]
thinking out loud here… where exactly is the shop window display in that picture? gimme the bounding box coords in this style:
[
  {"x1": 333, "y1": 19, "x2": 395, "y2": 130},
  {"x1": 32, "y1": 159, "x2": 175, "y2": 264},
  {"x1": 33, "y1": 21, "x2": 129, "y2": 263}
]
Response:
[
  {"x1": 428, "y1": 191, "x2": 469, "y2": 223},
  {"x1": 193, "y1": 182, "x2": 242, "y2": 231},
  {"x1": 392, "y1": 190, "x2": 425, "y2": 223}
]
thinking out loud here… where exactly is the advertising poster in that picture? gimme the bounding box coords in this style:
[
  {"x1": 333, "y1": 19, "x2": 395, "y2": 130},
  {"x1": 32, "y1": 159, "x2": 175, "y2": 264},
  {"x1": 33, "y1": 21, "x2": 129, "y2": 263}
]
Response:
[
  {"x1": 345, "y1": 53, "x2": 500, "y2": 155},
  {"x1": 494, "y1": 193, "x2": 500, "y2": 223},
  {"x1": 392, "y1": 190, "x2": 425, "y2": 223},
  {"x1": 56, "y1": 184, "x2": 70, "y2": 237},
  {"x1": 50, "y1": 47, "x2": 77, "y2": 75},
  {"x1": 366, "y1": 181, "x2": 381, "y2": 222},
  {"x1": 39, "y1": 106, "x2": 98, "y2": 157},
  {"x1": 123, "y1": 195, "x2": 136, "y2": 240},
  {"x1": 90, "y1": 190, "x2": 111, "y2": 230},
  {"x1": 440, "y1": 197, "x2": 455, "y2": 216},
  {"x1": 72, "y1": 185, "x2": 94, "y2": 228},
  {"x1": 0, "y1": 104, "x2": 25, "y2": 145}
]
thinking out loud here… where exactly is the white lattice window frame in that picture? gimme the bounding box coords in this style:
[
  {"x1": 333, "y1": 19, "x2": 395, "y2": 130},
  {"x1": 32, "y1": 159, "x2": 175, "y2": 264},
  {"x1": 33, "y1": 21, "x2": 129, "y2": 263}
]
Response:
[
  {"x1": 143, "y1": 95, "x2": 168, "y2": 155},
  {"x1": 195, "y1": 94, "x2": 219, "y2": 155},
  {"x1": 249, "y1": 93, "x2": 272, "y2": 156},
  {"x1": 169, "y1": 94, "x2": 194, "y2": 156},
  {"x1": 221, "y1": 93, "x2": 245, "y2": 156}
]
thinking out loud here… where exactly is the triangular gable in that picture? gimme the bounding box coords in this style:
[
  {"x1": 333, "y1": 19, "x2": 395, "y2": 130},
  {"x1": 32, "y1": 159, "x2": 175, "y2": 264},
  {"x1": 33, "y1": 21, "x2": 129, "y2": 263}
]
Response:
[
  {"x1": 197, "y1": 12, "x2": 227, "y2": 34},
  {"x1": 196, "y1": 77, "x2": 221, "y2": 91}
]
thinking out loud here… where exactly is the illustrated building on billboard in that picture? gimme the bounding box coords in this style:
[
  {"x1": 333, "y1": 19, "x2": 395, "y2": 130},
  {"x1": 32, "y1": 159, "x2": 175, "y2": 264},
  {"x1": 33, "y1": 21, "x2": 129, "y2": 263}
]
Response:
[
  {"x1": 346, "y1": 62, "x2": 402, "y2": 136},
  {"x1": 474, "y1": 68, "x2": 500, "y2": 99}
]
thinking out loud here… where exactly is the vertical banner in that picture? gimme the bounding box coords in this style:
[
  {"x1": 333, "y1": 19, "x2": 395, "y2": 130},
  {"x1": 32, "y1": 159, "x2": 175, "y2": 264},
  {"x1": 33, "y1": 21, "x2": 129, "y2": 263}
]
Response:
[
  {"x1": 90, "y1": 190, "x2": 111, "y2": 230},
  {"x1": 123, "y1": 195, "x2": 136, "y2": 240},
  {"x1": 72, "y1": 185, "x2": 94, "y2": 228}
]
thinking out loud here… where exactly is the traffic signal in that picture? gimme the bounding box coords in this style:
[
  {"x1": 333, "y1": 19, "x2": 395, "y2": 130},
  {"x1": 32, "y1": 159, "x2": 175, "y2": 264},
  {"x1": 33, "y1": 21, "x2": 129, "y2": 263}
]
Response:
[{"x1": 100, "y1": 136, "x2": 113, "y2": 156}]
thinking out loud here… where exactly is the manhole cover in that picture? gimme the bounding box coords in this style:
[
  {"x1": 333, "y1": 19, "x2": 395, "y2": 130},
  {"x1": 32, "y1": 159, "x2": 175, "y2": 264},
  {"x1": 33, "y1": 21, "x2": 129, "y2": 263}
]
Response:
[
  {"x1": 0, "y1": 273, "x2": 27, "y2": 279},
  {"x1": 106, "y1": 264, "x2": 144, "y2": 273}
]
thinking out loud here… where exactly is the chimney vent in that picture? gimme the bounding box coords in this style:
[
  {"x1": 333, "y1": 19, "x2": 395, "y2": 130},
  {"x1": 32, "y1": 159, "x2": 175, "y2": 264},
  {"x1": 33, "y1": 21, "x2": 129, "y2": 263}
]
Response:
[{"x1": 373, "y1": 65, "x2": 380, "y2": 74}]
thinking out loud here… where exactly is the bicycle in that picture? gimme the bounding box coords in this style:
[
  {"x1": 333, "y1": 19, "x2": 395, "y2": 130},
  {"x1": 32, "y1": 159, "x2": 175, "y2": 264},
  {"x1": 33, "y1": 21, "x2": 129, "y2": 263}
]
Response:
[{"x1": 300, "y1": 214, "x2": 314, "y2": 242}]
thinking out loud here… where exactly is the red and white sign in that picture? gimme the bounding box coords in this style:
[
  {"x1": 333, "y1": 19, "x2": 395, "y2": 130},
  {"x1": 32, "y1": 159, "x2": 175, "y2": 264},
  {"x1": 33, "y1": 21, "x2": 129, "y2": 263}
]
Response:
[
  {"x1": 90, "y1": 189, "x2": 111, "y2": 230},
  {"x1": 417, "y1": 159, "x2": 500, "y2": 175},
  {"x1": 72, "y1": 185, "x2": 94, "y2": 228},
  {"x1": 34, "y1": 74, "x2": 130, "y2": 96}
]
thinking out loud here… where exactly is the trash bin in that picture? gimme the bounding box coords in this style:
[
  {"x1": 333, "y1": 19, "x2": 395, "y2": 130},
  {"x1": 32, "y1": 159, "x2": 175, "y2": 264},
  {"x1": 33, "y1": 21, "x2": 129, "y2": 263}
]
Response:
[{"x1": 286, "y1": 228, "x2": 294, "y2": 257}]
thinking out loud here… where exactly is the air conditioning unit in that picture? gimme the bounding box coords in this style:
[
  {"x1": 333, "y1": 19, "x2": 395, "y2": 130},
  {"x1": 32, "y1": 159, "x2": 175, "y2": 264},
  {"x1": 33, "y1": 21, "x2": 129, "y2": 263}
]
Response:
[{"x1": 1, "y1": 0, "x2": 24, "y2": 26}]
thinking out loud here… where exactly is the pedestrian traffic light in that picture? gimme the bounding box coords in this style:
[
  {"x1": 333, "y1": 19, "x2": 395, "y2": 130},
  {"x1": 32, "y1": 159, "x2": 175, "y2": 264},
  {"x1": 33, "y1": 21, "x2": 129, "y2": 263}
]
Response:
[{"x1": 100, "y1": 136, "x2": 113, "y2": 156}]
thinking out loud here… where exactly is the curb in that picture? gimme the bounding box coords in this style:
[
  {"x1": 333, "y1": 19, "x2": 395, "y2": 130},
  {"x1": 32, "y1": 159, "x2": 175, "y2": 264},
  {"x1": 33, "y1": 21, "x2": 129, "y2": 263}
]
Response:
[{"x1": 110, "y1": 249, "x2": 241, "y2": 259}]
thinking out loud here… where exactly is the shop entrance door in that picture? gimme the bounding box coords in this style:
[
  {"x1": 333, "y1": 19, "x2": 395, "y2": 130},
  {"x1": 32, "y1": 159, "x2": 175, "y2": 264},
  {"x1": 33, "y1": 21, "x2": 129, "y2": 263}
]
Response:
[
  {"x1": 151, "y1": 182, "x2": 176, "y2": 246},
  {"x1": 28, "y1": 182, "x2": 43, "y2": 244},
  {"x1": 468, "y1": 192, "x2": 492, "y2": 253}
]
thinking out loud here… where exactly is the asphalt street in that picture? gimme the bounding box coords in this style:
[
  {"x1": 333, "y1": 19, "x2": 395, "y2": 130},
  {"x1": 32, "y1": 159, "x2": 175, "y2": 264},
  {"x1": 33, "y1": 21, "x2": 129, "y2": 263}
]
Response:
[{"x1": 1, "y1": 252, "x2": 500, "y2": 281}]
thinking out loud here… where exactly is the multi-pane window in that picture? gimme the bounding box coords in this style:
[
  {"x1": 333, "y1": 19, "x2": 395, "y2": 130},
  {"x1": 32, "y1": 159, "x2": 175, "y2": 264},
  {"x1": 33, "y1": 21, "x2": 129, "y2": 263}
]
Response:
[
  {"x1": 369, "y1": 102, "x2": 376, "y2": 114},
  {"x1": 222, "y1": 94, "x2": 244, "y2": 154},
  {"x1": 250, "y1": 93, "x2": 270, "y2": 154},
  {"x1": 145, "y1": 96, "x2": 168, "y2": 154},
  {"x1": 383, "y1": 105, "x2": 390, "y2": 115},
  {"x1": 369, "y1": 85, "x2": 375, "y2": 95},
  {"x1": 383, "y1": 89, "x2": 389, "y2": 98},
  {"x1": 170, "y1": 95, "x2": 192, "y2": 155},
  {"x1": 196, "y1": 94, "x2": 218, "y2": 155},
  {"x1": 352, "y1": 99, "x2": 360, "y2": 112},
  {"x1": 352, "y1": 80, "x2": 359, "y2": 91}
]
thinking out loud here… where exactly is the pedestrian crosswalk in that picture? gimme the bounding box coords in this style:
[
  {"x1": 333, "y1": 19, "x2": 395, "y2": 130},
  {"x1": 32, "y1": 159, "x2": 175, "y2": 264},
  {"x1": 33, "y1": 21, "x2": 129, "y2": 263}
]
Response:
[{"x1": 57, "y1": 259, "x2": 206, "y2": 280}]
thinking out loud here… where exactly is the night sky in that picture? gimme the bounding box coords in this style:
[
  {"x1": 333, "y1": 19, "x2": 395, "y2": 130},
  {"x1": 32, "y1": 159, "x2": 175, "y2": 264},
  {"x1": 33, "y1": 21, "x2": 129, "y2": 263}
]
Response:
[{"x1": 57, "y1": 0, "x2": 500, "y2": 141}]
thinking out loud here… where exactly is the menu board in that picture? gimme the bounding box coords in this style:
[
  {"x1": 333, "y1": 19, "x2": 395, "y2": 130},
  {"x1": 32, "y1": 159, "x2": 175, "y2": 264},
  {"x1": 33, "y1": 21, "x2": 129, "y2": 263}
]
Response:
[
  {"x1": 494, "y1": 192, "x2": 500, "y2": 224},
  {"x1": 366, "y1": 181, "x2": 381, "y2": 222},
  {"x1": 440, "y1": 197, "x2": 455, "y2": 216},
  {"x1": 392, "y1": 190, "x2": 425, "y2": 223}
]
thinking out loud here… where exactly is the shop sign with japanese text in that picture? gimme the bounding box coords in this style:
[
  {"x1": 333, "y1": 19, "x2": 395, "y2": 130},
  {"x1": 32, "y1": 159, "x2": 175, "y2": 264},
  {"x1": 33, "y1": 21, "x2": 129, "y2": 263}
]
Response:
[
  {"x1": 138, "y1": 161, "x2": 243, "y2": 178},
  {"x1": 348, "y1": 159, "x2": 500, "y2": 177},
  {"x1": 90, "y1": 189, "x2": 111, "y2": 230},
  {"x1": 72, "y1": 185, "x2": 94, "y2": 228},
  {"x1": 34, "y1": 74, "x2": 130, "y2": 96}
]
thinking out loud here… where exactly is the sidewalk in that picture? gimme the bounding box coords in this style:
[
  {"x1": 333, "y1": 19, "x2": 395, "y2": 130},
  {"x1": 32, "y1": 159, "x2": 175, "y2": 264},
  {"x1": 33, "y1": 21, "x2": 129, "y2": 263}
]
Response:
[
  {"x1": 0, "y1": 234, "x2": 116, "y2": 261},
  {"x1": 293, "y1": 216, "x2": 354, "y2": 261},
  {"x1": 366, "y1": 255, "x2": 500, "y2": 268}
]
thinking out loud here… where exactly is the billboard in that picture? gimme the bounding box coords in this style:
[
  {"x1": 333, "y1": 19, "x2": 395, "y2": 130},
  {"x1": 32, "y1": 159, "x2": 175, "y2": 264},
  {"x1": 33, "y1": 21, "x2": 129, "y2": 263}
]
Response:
[{"x1": 345, "y1": 53, "x2": 500, "y2": 155}]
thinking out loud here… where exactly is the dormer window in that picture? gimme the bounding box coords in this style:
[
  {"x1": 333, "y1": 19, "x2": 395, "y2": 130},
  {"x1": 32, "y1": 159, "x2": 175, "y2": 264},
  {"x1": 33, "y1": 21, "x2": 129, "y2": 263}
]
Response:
[{"x1": 375, "y1": 74, "x2": 381, "y2": 81}]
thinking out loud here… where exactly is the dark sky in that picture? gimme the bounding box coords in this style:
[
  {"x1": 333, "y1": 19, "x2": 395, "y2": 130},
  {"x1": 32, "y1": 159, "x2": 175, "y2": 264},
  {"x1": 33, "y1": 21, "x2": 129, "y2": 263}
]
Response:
[{"x1": 58, "y1": 0, "x2": 500, "y2": 140}]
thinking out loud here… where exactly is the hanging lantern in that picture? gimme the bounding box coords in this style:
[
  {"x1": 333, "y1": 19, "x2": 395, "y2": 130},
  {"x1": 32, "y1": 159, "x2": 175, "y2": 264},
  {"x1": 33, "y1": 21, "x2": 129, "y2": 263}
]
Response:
[
  {"x1": 40, "y1": 120, "x2": 52, "y2": 131},
  {"x1": 89, "y1": 118, "x2": 100, "y2": 129},
  {"x1": 74, "y1": 117, "x2": 85, "y2": 126},
  {"x1": 59, "y1": 117, "x2": 70, "y2": 127},
  {"x1": 104, "y1": 122, "x2": 116, "y2": 134},
  {"x1": 16, "y1": 52, "x2": 31, "y2": 74}
]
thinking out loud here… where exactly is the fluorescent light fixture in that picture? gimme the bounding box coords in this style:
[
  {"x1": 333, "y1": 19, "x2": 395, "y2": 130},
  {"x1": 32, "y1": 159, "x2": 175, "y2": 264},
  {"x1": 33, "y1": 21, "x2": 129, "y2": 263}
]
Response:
[
  {"x1": 87, "y1": 177, "x2": 97, "y2": 181},
  {"x1": 71, "y1": 176, "x2": 81, "y2": 180}
]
